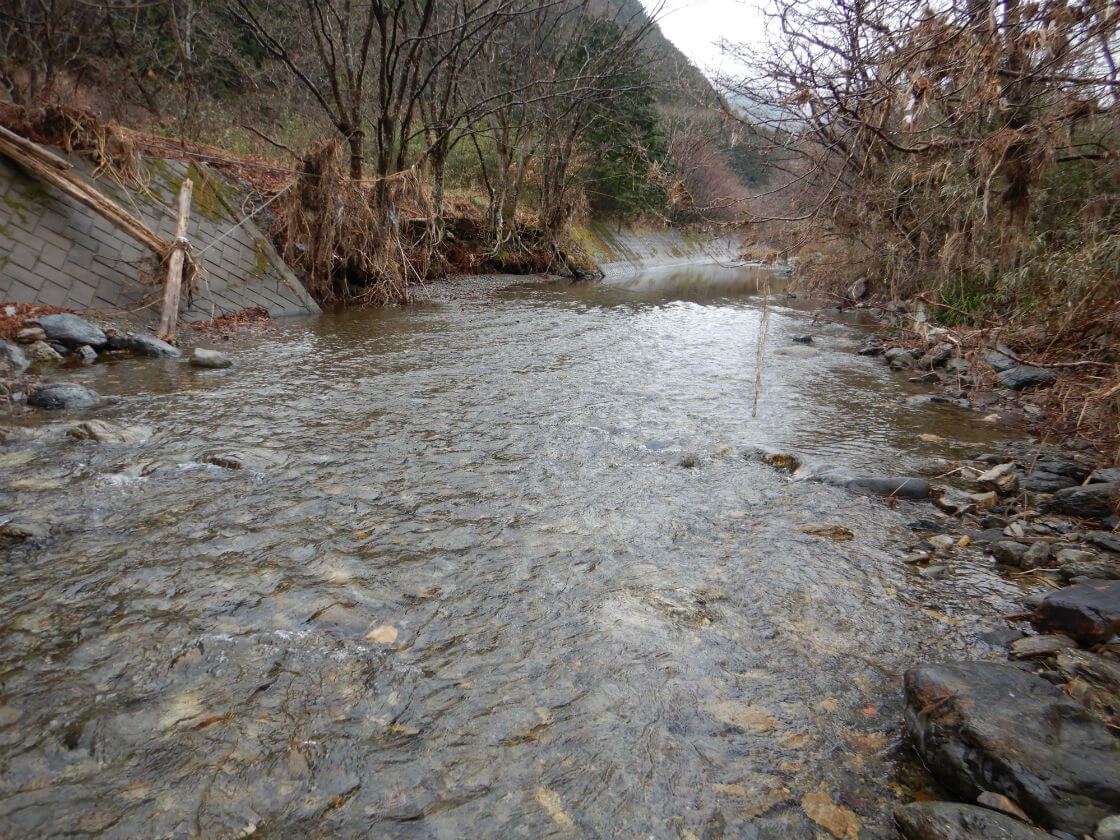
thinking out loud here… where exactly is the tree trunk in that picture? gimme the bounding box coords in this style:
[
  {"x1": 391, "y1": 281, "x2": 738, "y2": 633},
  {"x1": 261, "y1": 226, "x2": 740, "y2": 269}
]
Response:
[{"x1": 347, "y1": 128, "x2": 364, "y2": 180}]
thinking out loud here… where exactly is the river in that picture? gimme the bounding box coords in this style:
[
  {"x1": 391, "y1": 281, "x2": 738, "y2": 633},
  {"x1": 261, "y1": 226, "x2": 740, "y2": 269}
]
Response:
[{"x1": 0, "y1": 265, "x2": 1029, "y2": 839}]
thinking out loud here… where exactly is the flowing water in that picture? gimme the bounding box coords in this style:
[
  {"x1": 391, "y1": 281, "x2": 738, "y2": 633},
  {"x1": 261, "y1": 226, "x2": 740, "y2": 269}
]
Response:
[{"x1": 0, "y1": 266, "x2": 1030, "y2": 839}]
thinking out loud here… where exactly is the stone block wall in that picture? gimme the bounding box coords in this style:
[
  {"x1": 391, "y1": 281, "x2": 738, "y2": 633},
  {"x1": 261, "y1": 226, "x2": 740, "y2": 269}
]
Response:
[{"x1": 0, "y1": 148, "x2": 320, "y2": 321}]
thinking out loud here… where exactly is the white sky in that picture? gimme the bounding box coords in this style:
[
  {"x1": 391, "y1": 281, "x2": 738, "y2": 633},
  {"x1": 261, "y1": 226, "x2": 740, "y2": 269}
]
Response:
[{"x1": 639, "y1": 0, "x2": 768, "y2": 79}]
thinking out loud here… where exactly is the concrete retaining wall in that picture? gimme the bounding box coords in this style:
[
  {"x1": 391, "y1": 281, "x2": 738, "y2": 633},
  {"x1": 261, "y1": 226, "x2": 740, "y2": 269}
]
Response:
[
  {"x1": 0, "y1": 148, "x2": 319, "y2": 321},
  {"x1": 572, "y1": 221, "x2": 740, "y2": 277}
]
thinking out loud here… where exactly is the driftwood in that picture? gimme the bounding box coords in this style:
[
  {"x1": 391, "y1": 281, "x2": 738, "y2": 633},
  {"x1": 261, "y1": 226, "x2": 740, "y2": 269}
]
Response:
[
  {"x1": 0, "y1": 125, "x2": 170, "y2": 254},
  {"x1": 158, "y1": 180, "x2": 193, "y2": 342}
]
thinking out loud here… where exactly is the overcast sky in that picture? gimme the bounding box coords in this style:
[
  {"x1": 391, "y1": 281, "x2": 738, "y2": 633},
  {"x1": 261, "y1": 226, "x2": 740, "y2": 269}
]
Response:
[{"x1": 639, "y1": 0, "x2": 768, "y2": 79}]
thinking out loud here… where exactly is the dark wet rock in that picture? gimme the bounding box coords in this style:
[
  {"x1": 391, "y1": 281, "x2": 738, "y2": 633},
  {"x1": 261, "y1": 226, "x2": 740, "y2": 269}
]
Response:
[
  {"x1": 26, "y1": 340, "x2": 63, "y2": 364},
  {"x1": 1009, "y1": 634, "x2": 1077, "y2": 659},
  {"x1": 891, "y1": 354, "x2": 917, "y2": 371},
  {"x1": 28, "y1": 383, "x2": 101, "y2": 410},
  {"x1": 817, "y1": 472, "x2": 930, "y2": 499},
  {"x1": 1023, "y1": 471, "x2": 1081, "y2": 493},
  {"x1": 1034, "y1": 457, "x2": 1092, "y2": 480},
  {"x1": 102, "y1": 329, "x2": 132, "y2": 351},
  {"x1": 1032, "y1": 580, "x2": 1120, "y2": 643},
  {"x1": 918, "y1": 342, "x2": 955, "y2": 370},
  {"x1": 1040, "y1": 483, "x2": 1120, "y2": 521},
  {"x1": 1025, "y1": 474, "x2": 1079, "y2": 492},
  {"x1": 1090, "y1": 468, "x2": 1120, "y2": 484},
  {"x1": 791, "y1": 334, "x2": 814, "y2": 345},
  {"x1": 1084, "y1": 530, "x2": 1120, "y2": 554},
  {"x1": 190, "y1": 347, "x2": 233, "y2": 368},
  {"x1": 969, "y1": 528, "x2": 1011, "y2": 546},
  {"x1": 1054, "y1": 649, "x2": 1120, "y2": 734},
  {"x1": 857, "y1": 345, "x2": 884, "y2": 357},
  {"x1": 1020, "y1": 541, "x2": 1050, "y2": 569},
  {"x1": 944, "y1": 357, "x2": 971, "y2": 375},
  {"x1": 978, "y1": 627, "x2": 1024, "y2": 647},
  {"x1": 998, "y1": 365, "x2": 1058, "y2": 390},
  {"x1": 31, "y1": 313, "x2": 107, "y2": 349},
  {"x1": 73, "y1": 344, "x2": 97, "y2": 365},
  {"x1": 127, "y1": 333, "x2": 181, "y2": 358},
  {"x1": 66, "y1": 420, "x2": 151, "y2": 445},
  {"x1": 991, "y1": 540, "x2": 1029, "y2": 565},
  {"x1": 677, "y1": 453, "x2": 701, "y2": 468},
  {"x1": 894, "y1": 801, "x2": 1053, "y2": 840},
  {"x1": 204, "y1": 452, "x2": 245, "y2": 470},
  {"x1": 0, "y1": 340, "x2": 30, "y2": 376},
  {"x1": 976, "y1": 463, "x2": 1019, "y2": 495},
  {"x1": 980, "y1": 514, "x2": 1008, "y2": 528},
  {"x1": 909, "y1": 517, "x2": 945, "y2": 532},
  {"x1": 15, "y1": 326, "x2": 45, "y2": 343},
  {"x1": 1056, "y1": 553, "x2": 1118, "y2": 582},
  {"x1": 984, "y1": 347, "x2": 1018, "y2": 372},
  {"x1": 903, "y1": 660, "x2": 1120, "y2": 835}
]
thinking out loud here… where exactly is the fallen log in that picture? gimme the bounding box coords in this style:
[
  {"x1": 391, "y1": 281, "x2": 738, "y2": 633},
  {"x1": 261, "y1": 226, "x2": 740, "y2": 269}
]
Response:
[{"x1": 0, "y1": 127, "x2": 169, "y2": 255}]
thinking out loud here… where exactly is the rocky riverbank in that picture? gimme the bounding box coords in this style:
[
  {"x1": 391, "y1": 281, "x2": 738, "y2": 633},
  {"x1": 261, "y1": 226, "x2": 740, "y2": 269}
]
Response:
[
  {"x1": 756, "y1": 306, "x2": 1120, "y2": 839},
  {"x1": 1, "y1": 308, "x2": 235, "y2": 411}
]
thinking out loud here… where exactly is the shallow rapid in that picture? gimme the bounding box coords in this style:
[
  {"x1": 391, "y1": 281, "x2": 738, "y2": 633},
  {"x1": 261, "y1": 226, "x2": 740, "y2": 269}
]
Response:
[{"x1": 0, "y1": 266, "x2": 1029, "y2": 839}]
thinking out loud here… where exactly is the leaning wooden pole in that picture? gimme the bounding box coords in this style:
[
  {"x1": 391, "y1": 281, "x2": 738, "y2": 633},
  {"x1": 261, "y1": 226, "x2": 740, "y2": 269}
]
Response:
[
  {"x1": 0, "y1": 126, "x2": 170, "y2": 254},
  {"x1": 158, "y1": 179, "x2": 193, "y2": 342}
]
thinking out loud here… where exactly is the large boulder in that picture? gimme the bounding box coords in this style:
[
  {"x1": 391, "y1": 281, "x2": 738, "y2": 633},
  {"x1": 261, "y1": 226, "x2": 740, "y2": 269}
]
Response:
[
  {"x1": 903, "y1": 660, "x2": 1120, "y2": 835},
  {"x1": 27, "y1": 383, "x2": 101, "y2": 410},
  {"x1": 30, "y1": 313, "x2": 107, "y2": 349},
  {"x1": 0, "y1": 340, "x2": 30, "y2": 376},
  {"x1": 127, "y1": 333, "x2": 181, "y2": 358},
  {"x1": 816, "y1": 472, "x2": 930, "y2": 499},
  {"x1": 1032, "y1": 580, "x2": 1120, "y2": 644},
  {"x1": 894, "y1": 802, "x2": 1054, "y2": 840},
  {"x1": 997, "y1": 365, "x2": 1057, "y2": 390},
  {"x1": 1040, "y1": 482, "x2": 1120, "y2": 521}
]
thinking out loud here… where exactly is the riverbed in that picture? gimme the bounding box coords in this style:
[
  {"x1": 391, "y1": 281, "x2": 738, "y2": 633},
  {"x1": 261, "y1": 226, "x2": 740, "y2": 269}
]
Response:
[{"x1": 0, "y1": 265, "x2": 1031, "y2": 839}]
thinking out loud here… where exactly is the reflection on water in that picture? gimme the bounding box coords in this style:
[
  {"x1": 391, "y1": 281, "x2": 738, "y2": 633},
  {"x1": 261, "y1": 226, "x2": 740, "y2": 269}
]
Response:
[{"x1": 0, "y1": 266, "x2": 1025, "y2": 838}]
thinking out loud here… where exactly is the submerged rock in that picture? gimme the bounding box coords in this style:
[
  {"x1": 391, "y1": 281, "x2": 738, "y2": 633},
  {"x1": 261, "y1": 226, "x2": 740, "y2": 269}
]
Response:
[
  {"x1": 903, "y1": 660, "x2": 1120, "y2": 835},
  {"x1": 66, "y1": 420, "x2": 151, "y2": 445},
  {"x1": 28, "y1": 383, "x2": 101, "y2": 410},
  {"x1": 190, "y1": 347, "x2": 233, "y2": 368},
  {"x1": 894, "y1": 802, "x2": 1053, "y2": 840},
  {"x1": 127, "y1": 333, "x2": 181, "y2": 358},
  {"x1": 990, "y1": 540, "x2": 1029, "y2": 565},
  {"x1": 31, "y1": 313, "x2": 107, "y2": 349},
  {"x1": 998, "y1": 365, "x2": 1057, "y2": 390},
  {"x1": 1032, "y1": 580, "x2": 1120, "y2": 643},
  {"x1": 1040, "y1": 482, "x2": 1120, "y2": 521},
  {"x1": 0, "y1": 340, "x2": 30, "y2": 376}
]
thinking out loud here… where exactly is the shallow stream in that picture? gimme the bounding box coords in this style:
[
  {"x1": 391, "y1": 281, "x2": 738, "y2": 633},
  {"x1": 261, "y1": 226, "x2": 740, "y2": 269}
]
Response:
[{"x1": 1, "y1": 266, "x2": 1029, "y2": 839}]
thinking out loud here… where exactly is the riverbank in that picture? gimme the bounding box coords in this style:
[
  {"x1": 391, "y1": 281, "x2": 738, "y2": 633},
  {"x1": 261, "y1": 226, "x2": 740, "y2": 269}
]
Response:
[{"x1": 755, "y1": 292, "x2": 1120, "y2": 839}]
